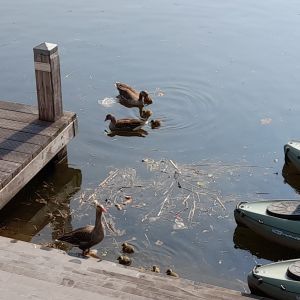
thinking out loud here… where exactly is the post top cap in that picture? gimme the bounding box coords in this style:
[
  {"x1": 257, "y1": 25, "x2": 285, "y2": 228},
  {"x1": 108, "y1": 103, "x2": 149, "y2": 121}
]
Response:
[{"x1": 33, "y1": 42, "x2": 58, "y2": 55}]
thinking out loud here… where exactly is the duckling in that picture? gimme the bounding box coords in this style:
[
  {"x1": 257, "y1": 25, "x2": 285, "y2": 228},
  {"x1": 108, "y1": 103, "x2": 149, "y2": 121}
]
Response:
[
  {"x1": 105, "y1": 114, "x2": 146, "y2": 132},
  {"x1": 139, "y1": 108, "x2": 153, "y2": 121},
  {"x1": 118, "y1": 255, "x2": 132, "y2": 266},
  {"x1": 122, "y1": 242, "x2": 135, "y2": 254},
  {"x1": 152, "y1": 265, "x2": 160, "y2": 273},
  {"x1": 166, "y1": 269, "x2": 179, "y2": 278},
  {"x1": 115, "y1": 82, "x2": 153, "y2": 106},
  {"x1": 150, "y1": 119, "x2": 161, "y2": 129}
]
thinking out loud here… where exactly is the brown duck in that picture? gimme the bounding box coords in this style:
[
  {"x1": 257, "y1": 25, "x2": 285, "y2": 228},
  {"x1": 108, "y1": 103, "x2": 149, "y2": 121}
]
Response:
[
  {"x1": 115, "y1": 82, "x2": 153, "y2": 106},
  {"x1": 105, "y1": 114, "x2": 146, "y2": 132},
  {"x1": 57, "y1": 204, "x2": 107, "y2": 256}
]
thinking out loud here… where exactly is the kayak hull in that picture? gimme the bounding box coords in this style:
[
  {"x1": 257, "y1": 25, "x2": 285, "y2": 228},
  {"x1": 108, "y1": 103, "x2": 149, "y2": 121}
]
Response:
[
  {"x1": 234, "y1": 200, "x2": 300, "y2": 250},
  {"x1": 248, "y1": 260, "x2": 300, "y2": 300}
]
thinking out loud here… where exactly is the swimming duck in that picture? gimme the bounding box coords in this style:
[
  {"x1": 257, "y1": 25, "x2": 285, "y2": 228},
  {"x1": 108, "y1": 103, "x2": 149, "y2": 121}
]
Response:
[
  {"x1": 122, "y1": 242, "x2": 135, "y2": 253},
  {"x1": 166, "y1": 269, "x2": 179, "y2": 278},
  {"x1": 105, "y1": 114, "x2": 146, "y2": 132},
  {"x1": 57, "y1": 203, "x2": 107, "y2": 256},
  {"x1": 115, "y1": 82, "x2": 153, "y2": 106},
  {"x1": 150, "y1": 119, "x2": 161, "y2": 129},
  {"x1": 117, "y1": 255, "x2": 132, "y2": 266}
]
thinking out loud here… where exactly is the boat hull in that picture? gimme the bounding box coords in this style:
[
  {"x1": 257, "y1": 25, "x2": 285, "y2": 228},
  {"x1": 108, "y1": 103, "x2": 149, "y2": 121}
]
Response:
[
  {"x1": 248, "y1": 260, "x2": 300, "y2": 300},
  {"x1": 234, "y1": 200, "x2": 300, "y2": 250}
]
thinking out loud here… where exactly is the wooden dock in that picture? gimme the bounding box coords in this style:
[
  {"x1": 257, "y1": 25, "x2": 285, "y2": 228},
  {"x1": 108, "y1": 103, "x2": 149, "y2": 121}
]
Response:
[
  {"x1": 0, "y1": 42, "x2": 77, "y2": 210},
  {"x1": 0, "y1": 236, "x2": 269, "y2": 300}
]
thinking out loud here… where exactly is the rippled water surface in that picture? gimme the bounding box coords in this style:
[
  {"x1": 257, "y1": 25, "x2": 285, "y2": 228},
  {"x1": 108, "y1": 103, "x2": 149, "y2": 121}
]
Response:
[{"x1": 1, "y1": 0, "x2": 300, "y2": 291}]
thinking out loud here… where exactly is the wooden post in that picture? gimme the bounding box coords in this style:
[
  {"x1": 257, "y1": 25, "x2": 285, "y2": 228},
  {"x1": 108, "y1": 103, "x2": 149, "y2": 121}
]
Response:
[{"x1": 33, "y1": 42, "x2": 63, "y2": 122}]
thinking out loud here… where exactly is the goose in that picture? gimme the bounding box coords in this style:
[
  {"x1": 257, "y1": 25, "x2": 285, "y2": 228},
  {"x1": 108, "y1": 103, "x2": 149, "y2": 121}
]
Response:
[{"x1": 57, "y1": 203, "x2": 107, "y2": 256}]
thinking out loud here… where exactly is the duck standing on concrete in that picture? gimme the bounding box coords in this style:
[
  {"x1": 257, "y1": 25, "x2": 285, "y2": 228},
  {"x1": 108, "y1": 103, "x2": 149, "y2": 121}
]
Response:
[
  {"x1": 57, "y1": 203, "x2": 107, "y2": 256},
  {"x1": 105, "y1": 114, "x2": 146, "y2": 132},
  {"x1": 115, "y1": 82, "x2": 153, "y2": 107}
]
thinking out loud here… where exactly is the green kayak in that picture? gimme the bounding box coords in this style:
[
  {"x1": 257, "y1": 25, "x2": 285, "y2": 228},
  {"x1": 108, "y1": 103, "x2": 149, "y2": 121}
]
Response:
[
  {"x1": 284, "y1": 141, "x2": 300, "y2": 171},
  {"x1": 248, "y1": 259, "x2": 300, "y2": 299},
  {"x1": 234, "y1": 200, "x2": 300, "y2": 250}
]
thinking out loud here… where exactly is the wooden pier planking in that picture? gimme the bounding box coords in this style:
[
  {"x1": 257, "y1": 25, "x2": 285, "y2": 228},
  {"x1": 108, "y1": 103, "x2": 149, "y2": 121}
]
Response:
[
  {"x1": 0, "y1": 236, "x2": 269, "y2": 300},
  {"x1": 0, "y1": 100, "x2": 77, "y2": 208}
]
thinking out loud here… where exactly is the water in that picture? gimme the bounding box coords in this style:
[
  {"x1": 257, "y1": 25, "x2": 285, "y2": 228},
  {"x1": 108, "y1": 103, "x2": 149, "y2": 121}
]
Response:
[{"x1": 1, "y1": 0, "x2": 300, "y2": 291}]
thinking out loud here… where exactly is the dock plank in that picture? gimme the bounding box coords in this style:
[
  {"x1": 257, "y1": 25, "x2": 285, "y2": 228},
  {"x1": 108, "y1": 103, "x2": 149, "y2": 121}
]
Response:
[
  {"x1": 0, "y1": 160, "x2": 21, "y2": 174},
  {"x1": 0, "y1": 138, "x2": 41, "y2": 154},
  {"x1": 0, "y1": 149, "x2": 31, "y2": 164},
  {"x1": 0, "y1": 119, "x2": 77, "y2": 209},
  {"x1": 0, "y1": 119, "x2": 58, "y2": 136},
  {"x1": 0, "y1": 100, "x2": 39, "y2": 114},
  {"x1": 0, "y1": 237, "x2": 269, "y2": 300},
  {"x1": 0, "y1": 127, "x2": 50, "y2": 146}
]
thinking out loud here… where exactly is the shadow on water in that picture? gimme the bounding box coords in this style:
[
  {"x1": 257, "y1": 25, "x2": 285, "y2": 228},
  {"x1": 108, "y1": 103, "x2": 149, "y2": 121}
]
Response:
[
  {"x1": 0, "y1": 160, "x2": 82, "y2": 242},
  {"x1": 233, "y1": 225, "x2": 300, "y2": 261}
]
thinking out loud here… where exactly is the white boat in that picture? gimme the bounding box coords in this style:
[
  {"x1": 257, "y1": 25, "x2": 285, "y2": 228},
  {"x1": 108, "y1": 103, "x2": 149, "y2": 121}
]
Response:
[{"x1": 248, "y1": 259, "x2": 300, "y2": 299}]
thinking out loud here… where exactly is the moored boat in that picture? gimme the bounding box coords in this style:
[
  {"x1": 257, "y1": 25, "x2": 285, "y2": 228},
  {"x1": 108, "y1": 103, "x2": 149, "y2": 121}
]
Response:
[
  {"x1": 234, "y1": 200, "x2": 300, "y2": 250},
  {"x1": 248, "y1": 259, "x2": 300, "y2": 299}
]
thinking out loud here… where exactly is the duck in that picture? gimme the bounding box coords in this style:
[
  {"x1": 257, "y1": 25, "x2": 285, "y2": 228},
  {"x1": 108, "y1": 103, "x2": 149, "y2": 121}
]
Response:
[
  {"x1": 122, "y1": 242, "x2": 134, "y2": 253},
  {"x1": 117, "y1": 255, "x2": 132, "y2": 266},
  {"x1": 150, "y1": 119, "x2": 161, "y2": 129},
  {"x1": 166, "y1": 269, "x2": 179, "y2": 278},
  {"x1": 57, "y1": 203, "x2": 107, "y2": 256},
  {"x1": 105, "y1": 114, "x2": 146, "y2": 132},
  {"x1": 115, "y1": 82, "x2": 153, "y2": 107}
]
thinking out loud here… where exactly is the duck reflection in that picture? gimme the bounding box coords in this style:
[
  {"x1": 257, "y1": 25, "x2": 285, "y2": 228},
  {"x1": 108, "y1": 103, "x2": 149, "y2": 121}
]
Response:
[
  {"x1": 106, "y1": 128, "x2": 148, "y2": 138},
  {"x1": 282, "y1": 162, "x2": 300, "y2": 194},
  {"x1": 0, "y1": 160, "x2": 82, "y2": 243}
]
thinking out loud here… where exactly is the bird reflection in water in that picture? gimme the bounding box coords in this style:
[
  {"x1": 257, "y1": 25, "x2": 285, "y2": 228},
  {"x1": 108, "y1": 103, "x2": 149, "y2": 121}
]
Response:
[{"x1": 105, "y1": 128, "x2": 148, "y2": 138}]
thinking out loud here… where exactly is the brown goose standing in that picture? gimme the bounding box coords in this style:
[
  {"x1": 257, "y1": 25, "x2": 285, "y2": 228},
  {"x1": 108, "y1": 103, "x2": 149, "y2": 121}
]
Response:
[
  {"x1": 57, "y1": 204, "x2": 107, "y2": 256},
  {"x1": 115, "y1": 82, "x2": 153, "y2": 106},
  {"x1": 105, "y1": 114, "x2": 146, "y2": 132}
]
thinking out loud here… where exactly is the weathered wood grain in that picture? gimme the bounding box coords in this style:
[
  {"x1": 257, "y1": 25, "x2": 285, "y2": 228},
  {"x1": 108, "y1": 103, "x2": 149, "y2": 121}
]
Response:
[
  {"x1": 34, "y1": 42, "x2": 63, "y2": 121},
  {"x1": 0, "y1": 120, "x2": 77, "y2": 209},
  {"x1": 0, "y1": 118, "x2": 60, "y2": 136},
  {"x1": 0, "y1": 159, "x2": 21, "y2": 174},
  {"x1": 0, "y1": 237, "x2": 269, "y2": 300},
  {"x1": 0, "y1": 127, "x2": 50, "y2": 146},
  {"x1": 0, "y1": 137, "x2": 41, "y2": 154}
]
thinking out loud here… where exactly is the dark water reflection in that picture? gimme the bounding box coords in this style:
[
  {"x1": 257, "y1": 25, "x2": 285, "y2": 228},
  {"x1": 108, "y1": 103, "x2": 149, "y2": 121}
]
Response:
[
  {"x1": 0, "y1": 161, "x2": 82, "y2": 242},
  {"x1": 1, "y1": 0, "x2": 300, "y2": 292}
]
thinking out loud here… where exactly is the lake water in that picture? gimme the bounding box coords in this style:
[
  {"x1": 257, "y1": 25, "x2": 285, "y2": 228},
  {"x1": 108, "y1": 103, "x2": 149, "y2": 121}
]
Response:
[{"x1": 1, "y1": 0, "x2": 300, "y2": 292}]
